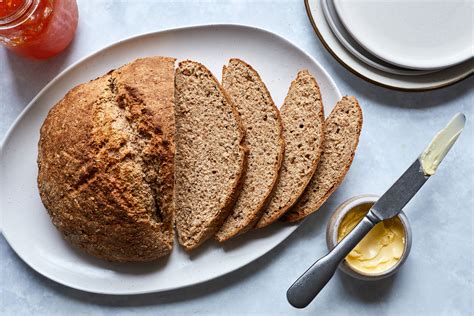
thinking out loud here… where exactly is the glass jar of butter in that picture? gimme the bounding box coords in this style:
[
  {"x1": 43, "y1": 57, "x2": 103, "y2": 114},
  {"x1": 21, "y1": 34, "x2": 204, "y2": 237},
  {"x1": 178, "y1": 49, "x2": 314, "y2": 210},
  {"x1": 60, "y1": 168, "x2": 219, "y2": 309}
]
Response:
[{"x1": 326, "y1": 195, "x2": 412, "y2": 281}]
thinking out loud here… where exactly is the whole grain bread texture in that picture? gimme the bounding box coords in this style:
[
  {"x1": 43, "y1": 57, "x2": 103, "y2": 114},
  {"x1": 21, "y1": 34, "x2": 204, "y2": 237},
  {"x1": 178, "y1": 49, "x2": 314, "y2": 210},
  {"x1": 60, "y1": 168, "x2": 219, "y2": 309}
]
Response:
[
  {"x1": 215, "y1": 59, "x2": 285, "y2": 241},
  {"x1": 174, "y1": 60, "x2": 247, "y2": 250},
  {"x1": 37, "y1": 57, "x2": 176, "y2": 262},
  {"x1": 282, "y1": 96, "x2": 362, "y2": 222},
  {"x1": 256, "y1": 70, "x2": 325, "y2": 228}
]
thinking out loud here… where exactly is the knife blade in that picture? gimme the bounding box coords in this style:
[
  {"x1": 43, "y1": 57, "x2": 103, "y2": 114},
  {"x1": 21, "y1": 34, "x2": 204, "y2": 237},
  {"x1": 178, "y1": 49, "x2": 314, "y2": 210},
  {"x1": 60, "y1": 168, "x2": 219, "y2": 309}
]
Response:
[
  {"x1": 372, "y1": 113, "x2": 465, "y2": 221},
  {"x1": 286, "y1": 113, "x2": 466, "y2": 308},
  {"x1": 369, "y1": 158, "x2": 428, "y2": 222}
]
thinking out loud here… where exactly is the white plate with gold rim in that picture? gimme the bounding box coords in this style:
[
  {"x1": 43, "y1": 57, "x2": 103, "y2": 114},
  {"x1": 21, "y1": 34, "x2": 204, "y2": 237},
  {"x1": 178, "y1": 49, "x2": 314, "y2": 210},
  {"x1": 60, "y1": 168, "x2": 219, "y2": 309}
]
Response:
[
  {"x1": 333, "y1": 0, "x2": 473, "y2": 70},
  {"x1": 305, "y1": 0, "x2": 474, "y2": 91},
  {"x1": 0, "y1": 24, "x2": 341, "y2": 295},
  {"x1": 321, "y1": 0, "x2": 435, "y2": 76}
]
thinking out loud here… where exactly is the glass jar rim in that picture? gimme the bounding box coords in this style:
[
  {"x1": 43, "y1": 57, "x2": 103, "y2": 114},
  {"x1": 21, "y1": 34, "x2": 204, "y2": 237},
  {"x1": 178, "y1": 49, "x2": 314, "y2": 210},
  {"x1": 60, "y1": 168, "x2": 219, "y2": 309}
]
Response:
[{"x1": 0, "y1": 0, "x2": 40, "y2": 30}]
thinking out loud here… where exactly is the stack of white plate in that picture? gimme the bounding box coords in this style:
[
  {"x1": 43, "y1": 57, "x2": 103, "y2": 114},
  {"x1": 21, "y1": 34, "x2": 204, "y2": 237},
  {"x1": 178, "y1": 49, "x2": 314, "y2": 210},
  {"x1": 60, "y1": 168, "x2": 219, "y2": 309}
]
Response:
[{"x1": 305, "y1": 0, "x2": 473, "y2": 91}]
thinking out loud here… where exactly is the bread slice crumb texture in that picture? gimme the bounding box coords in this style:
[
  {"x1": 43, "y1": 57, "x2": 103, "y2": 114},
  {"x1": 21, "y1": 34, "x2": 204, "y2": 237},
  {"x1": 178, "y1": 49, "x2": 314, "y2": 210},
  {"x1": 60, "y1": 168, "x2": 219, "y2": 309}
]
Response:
[
  {"x1": 282, "y1": 96, "x2": 363, "y2": 222},
  {"x1": 215, "y1": 59, "x2": 285, "y2": 241},
  {"x1": 256, "y1": 70, "x2": 325, "y2": 228},
  {"x1": 174, "y1": 60, "x2": 247, "y2": 250}
]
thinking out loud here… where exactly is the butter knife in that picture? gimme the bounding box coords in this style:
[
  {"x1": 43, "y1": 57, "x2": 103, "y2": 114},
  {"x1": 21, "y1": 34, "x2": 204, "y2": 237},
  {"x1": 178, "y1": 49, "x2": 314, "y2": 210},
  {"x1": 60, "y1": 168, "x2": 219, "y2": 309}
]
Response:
[{"x1": 287, "y1": 113, "x2": 466, "y2": 308}]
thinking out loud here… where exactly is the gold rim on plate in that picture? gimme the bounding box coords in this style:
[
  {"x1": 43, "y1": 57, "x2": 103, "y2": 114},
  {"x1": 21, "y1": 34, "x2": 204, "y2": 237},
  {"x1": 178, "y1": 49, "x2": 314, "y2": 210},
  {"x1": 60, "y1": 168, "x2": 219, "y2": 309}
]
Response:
[{"x1": 304, "y1": 0, "x2": 473, "y2": 92}]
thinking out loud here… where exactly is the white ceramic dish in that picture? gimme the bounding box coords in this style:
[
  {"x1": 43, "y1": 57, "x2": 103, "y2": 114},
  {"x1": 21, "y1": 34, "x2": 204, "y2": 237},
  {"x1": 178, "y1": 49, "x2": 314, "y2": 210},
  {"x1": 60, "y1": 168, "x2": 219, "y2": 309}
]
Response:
[
  {"x1": 305, "y1": 0, "x2": 474, "y2": 91},
  {"x1": 0, "y1": 24, "x2": 341, "y2": 295},
  {"x1": 322, "y1": 0, "x2": 435, "y2": 76},
  {"x1": 334, "y1": 0, "x2": 473, "y2": 70}
]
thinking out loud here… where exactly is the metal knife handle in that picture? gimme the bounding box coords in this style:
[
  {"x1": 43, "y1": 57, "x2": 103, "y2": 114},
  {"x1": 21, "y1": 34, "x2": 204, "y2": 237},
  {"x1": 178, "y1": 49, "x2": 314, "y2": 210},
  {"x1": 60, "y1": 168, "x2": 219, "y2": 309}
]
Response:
[{"x1": 287, "y1": 211, "x2": 380, "y2": 308}]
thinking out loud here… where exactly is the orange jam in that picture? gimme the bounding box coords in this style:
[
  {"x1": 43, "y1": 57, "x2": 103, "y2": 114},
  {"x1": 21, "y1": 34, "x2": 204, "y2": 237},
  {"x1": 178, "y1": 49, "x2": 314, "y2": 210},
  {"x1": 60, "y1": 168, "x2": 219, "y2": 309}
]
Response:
[
  {"x1": 0, "y1": 0, "x2": 78, "y2": 59},
  {"x1": 0, "y1": 0, "x2": 25, "y2": 17}
]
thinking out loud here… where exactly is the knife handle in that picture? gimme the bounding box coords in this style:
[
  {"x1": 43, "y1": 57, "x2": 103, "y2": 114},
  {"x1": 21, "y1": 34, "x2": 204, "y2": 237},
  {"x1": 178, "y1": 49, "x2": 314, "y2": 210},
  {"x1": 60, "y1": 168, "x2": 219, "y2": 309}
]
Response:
[{"x1": 287, "y1": 211, "x2": 379, "y2": 308}]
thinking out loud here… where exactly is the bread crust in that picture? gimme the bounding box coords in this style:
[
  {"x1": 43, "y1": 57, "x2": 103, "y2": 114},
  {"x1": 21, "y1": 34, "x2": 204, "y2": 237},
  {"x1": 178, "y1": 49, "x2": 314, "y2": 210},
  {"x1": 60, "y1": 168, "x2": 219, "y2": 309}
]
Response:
[
  {"x1": 174, "y1": 60, "x2": 248, "y2": 250},
  {"x1": 215, "y1": 58, "x2": 285, "y2": 241},
  {"x1": 37, "y1": 57, "x2": 176, "y2": 262},
  {"x1": 282, "y1": 96, "x2": 363, "y2": 222}
]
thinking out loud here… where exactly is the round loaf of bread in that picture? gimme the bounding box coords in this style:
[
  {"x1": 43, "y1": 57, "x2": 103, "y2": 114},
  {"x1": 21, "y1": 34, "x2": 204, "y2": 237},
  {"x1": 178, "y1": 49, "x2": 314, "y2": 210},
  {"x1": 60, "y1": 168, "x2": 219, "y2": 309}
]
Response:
[{"x1": 37, "y1": 57, "x2": 176, "y2": 262}]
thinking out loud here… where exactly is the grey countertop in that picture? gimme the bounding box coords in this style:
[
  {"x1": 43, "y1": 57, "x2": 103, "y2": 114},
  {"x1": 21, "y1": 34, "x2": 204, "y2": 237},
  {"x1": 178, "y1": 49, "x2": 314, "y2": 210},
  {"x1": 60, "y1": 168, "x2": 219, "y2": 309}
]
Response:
[{"x1": 1, "y1": 1, "x2": 473, "y2": 315}]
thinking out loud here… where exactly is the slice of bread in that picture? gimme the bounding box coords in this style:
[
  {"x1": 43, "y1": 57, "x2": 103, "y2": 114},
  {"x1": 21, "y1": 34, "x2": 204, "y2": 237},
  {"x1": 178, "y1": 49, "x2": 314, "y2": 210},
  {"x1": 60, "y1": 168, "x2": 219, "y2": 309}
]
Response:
[
  {"x1": 282, "y1": 96, "x2": 363, "y2": 222},
  {"x1": 215, "y1": 59, "x2": 285, "y2": 241},
  {"x1": 174, "y1": 60, "x2": 247, "y2": 250},
  {"x1": 37, "y1": 57, "x2": 176, "y2": 262},
  {"x1": 256, "y1": 70, "x2": 325, "y2": 228}
]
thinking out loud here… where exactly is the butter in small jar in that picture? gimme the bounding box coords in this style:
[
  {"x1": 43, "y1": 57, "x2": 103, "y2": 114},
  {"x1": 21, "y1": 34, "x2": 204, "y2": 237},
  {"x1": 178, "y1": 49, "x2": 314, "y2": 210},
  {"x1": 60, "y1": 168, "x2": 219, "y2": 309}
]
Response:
[{"x1": 337, "y1": 202, "x2": 406, "y2": 275}]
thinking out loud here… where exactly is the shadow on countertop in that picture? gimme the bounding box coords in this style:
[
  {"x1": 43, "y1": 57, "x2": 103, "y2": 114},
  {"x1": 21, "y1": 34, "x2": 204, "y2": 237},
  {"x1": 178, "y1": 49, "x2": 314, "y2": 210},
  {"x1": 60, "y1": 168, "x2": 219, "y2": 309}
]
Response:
[
  {"x1": 336, "y1": 269, "x2": 398, "y2": 303},
  {"x1": 306, "y1": 36, "x2": 474, "y2": 109},
  {"x1": 348, "y1": 76, "x2": 474, "y2": 110}
]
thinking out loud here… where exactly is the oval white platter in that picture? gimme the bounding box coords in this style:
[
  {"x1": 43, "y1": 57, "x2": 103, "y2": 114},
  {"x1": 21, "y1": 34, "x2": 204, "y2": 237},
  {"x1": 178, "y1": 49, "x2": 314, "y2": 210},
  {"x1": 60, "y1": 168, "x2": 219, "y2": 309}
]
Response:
[{"x1": 0, "y1": 24, "x2": 341, "y2": 295}]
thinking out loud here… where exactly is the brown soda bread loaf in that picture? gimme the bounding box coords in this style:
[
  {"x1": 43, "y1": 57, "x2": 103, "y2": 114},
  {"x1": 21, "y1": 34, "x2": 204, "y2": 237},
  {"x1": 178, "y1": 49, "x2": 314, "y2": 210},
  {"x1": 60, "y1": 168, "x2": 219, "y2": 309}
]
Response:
[{"x1": 37, "y1": 57, "x2": 176, "y2": 262}]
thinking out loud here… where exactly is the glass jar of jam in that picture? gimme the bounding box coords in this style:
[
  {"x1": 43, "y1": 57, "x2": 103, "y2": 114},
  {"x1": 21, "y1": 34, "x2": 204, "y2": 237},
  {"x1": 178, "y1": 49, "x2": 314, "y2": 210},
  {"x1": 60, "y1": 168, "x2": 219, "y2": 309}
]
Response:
[{"x1": 0, "y1": 0, "x2": 78, "y2": 59}]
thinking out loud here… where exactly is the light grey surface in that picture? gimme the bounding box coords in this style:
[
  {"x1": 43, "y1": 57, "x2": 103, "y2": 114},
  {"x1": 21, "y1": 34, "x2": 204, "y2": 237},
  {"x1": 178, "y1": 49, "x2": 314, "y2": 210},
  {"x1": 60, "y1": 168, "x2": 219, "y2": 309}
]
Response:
[{"x1": 0, "y1": 0, "x2": 472, "y2": 315}]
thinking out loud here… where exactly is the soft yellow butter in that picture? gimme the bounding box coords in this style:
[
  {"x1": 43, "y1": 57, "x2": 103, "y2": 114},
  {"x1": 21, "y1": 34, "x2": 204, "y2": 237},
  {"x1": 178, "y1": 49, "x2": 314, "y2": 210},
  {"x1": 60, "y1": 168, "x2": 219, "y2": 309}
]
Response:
[
  {"x1": 337, "y1": 203, "x2": 405, "y2": 274},
  {"x1": 420, "y1": 113, "x2": 465, "y2": 175}
]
